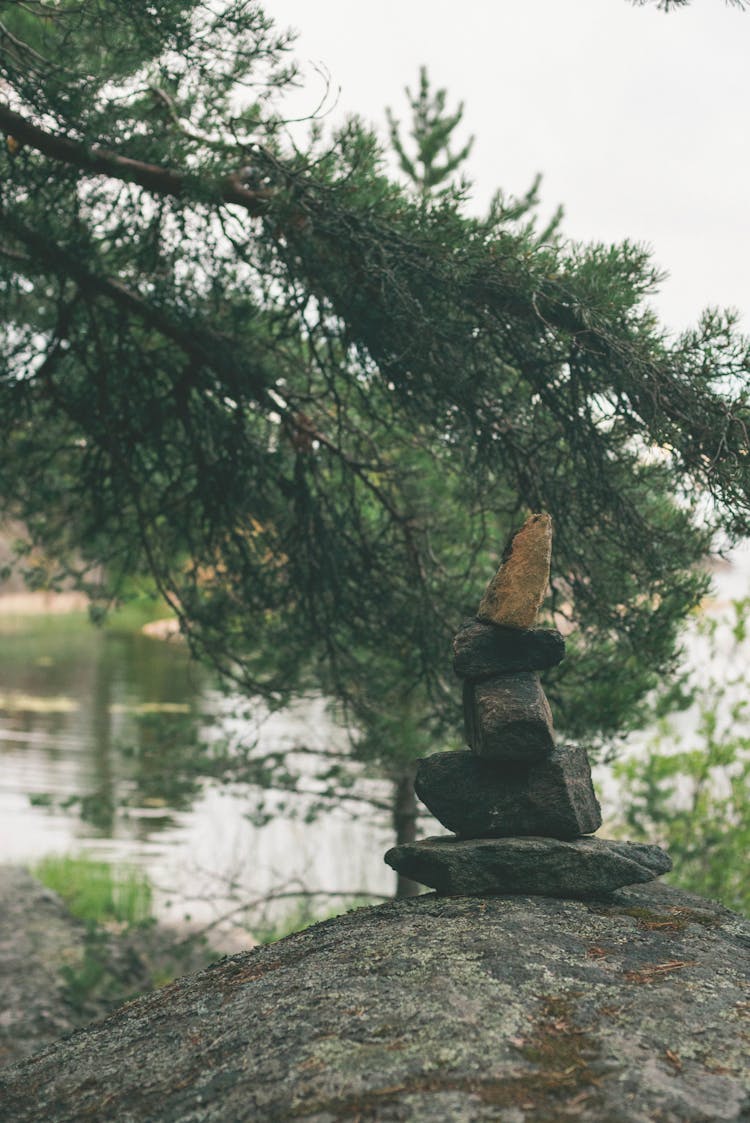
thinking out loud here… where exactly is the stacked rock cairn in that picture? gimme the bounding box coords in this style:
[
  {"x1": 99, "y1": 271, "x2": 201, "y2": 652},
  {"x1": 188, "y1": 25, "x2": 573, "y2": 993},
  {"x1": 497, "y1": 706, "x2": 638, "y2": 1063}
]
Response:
[{"x1": 385, "y1": 513, "x2": 672, "y2": 899}]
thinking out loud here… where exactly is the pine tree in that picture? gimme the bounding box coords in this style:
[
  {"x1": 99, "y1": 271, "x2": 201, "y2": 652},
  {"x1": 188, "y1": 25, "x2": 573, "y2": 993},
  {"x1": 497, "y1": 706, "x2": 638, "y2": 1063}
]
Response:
[
  {"x1": 1, "y1": 3, "x2": 749, "y2": 891},
  {"x1": 635, "y1": 1, "x2": 746, "y2": 9},
  {"x1": 387, "y1": 66, "x2": 474, "y2": 201}
]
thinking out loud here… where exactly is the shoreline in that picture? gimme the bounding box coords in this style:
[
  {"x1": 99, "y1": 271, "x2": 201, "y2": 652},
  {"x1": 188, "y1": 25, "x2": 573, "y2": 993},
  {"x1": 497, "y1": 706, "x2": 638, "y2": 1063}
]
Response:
[{"x1": 0, "y1": 591, "x2": 90, "y2": 616}]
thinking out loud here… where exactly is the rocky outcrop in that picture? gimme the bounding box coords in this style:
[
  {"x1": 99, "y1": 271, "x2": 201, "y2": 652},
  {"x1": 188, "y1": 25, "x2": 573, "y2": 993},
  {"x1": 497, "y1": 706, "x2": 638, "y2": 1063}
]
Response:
[
  {"x1": 0, "y1": 866, "x2": 216, "y2": 1069},
  {"x1": 0, "y1": 866, "x2": 151, "y2": 1068},
  {"x1": 1, "y1": 883, "x2": 748, "y2": 1122}
]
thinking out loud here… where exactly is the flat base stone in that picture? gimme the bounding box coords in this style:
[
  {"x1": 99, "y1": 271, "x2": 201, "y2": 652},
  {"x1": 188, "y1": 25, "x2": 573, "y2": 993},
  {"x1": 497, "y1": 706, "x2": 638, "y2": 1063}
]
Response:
[
  {"x1": 414, "y1": 747, "x2": 601, "y2": 839},
  {"x1": 384, "y1": 836, "x2": 672, "y2": 899}
]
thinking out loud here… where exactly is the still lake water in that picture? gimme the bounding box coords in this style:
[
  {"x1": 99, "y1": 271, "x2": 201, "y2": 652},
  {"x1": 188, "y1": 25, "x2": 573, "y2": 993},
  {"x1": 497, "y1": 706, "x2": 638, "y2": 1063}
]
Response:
[{"x1": 0, "y1": 614, "x2": 395, "y2": 932}]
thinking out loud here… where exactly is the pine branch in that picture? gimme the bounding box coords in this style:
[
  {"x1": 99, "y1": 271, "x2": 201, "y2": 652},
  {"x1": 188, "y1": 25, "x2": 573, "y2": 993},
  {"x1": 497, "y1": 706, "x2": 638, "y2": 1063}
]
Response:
[
  {"x1": 632, "y1": 0, "x2": 747, "y2": 8},
  {"x1": 0, "y1": 101, "x2": 271, "y2": 213},
  {"x1": 0, "y1": 209, "x2": 274, "y2": 407}
]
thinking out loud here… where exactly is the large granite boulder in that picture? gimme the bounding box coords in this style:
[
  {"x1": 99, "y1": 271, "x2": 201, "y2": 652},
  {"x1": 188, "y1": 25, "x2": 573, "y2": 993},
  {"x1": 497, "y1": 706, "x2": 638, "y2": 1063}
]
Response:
[
  {"x1": 2, "y1": 886, "x2": 747, "y2": 1122},
  {"x1": 414, "y1": 747, "x2": 601, "y2": 839}
]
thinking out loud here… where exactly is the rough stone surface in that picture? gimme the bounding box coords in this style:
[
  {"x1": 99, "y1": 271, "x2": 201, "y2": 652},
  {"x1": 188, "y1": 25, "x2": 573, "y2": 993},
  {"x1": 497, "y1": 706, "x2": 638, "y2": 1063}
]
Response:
[
  {"x1": 0, "y1": 866, "x2": 222, "y2": 1070},
  {"x1": 414, "y1": 747, "x2": 601, "y2": 839},
  {"x1": 0, "y1": 866, "x2": 156, "y2": 1069},
  {"x1": 1, "y1": 885, "x2": 748, "y2": 1122},
  {"x1": 464, "y1": 673, "x2": 555, "y2": 761},
  {"x1": 477, "y1": 513, "x2": 552, "y2": 628},
  {"x1": 385, "y1": 836, "x2": 672, "y2": 898},
  {"x1": 452, "y1": 619, "x2": 565, "y2": 680}
]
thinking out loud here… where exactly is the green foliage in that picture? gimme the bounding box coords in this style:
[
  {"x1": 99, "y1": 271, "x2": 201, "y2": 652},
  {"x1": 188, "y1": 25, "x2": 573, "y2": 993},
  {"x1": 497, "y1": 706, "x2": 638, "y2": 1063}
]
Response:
[
  {"x1": 33, "y1": 854, "x2": 153, "y2": 925},
  {"x1": 387, "y1": 66, "x2": 474, "y2": 200},
  {"x1": 0, "y1": 1, "x2": 294, "y2": 130},
  {"x1": 101, "y1": 575, "x2": 176, "y2": 632},
  {"x1": 32, "y1": 857, "x2": 218, "y2": 1013},
  {"x1": 57, "y1": 922, "x2": 125, "y2": 1015},
  {"x1": 614, "y1": 600, "x2": 750, "y2": 916},
  {"x1": 0, "y1": 1, "x2": 749, "y2": 805}
]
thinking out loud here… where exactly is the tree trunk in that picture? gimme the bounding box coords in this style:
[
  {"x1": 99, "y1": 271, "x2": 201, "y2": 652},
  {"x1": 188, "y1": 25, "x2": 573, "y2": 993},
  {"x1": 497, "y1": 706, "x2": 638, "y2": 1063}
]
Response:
[{"x1": 392, "y1": 765, "x2": 421, "y2": 898}]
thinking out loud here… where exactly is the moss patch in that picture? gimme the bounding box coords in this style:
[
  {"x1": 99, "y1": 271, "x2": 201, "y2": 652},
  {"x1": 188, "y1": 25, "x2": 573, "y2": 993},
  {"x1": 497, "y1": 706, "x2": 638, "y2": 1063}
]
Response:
[{"x1": 593, "y1": 903, "x2": 722, "y2": 933}]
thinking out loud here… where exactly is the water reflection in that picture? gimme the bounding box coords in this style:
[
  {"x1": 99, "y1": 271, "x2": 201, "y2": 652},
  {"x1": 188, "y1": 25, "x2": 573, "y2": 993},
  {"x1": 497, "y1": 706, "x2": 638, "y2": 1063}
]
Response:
[
  {"x1": 0, "y1": 615, "x2": 203, "y2": 837},
  {"x1": 0, "y1": 613, "x2": 395, "y2": 925}
]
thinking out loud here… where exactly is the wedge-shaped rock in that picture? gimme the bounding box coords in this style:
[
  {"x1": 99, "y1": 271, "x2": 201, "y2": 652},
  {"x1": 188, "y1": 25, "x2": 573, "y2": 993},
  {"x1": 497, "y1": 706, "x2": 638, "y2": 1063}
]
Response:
[
  {"x1": 414, "y1": 747, "x2": 601, "y2": 840},
  {"x1": 477, "y1": 513, "x2": 552, "y2": 629},
  {"x1": 463, "y1": 673, "x2": 554, "y2": 761},
  {"x1": 384, "y1": 836, "x2": 672, "y2": 899},
  {"x1": 452, "y1": 619, "x2": 565, "y2": 680}
]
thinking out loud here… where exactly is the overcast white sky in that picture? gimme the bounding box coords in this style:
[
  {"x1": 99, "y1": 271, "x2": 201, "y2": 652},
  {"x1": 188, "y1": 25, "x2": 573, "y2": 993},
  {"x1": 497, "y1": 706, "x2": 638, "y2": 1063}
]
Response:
[{"x1": 268, "y1": 0, "x2": 750, "y2": 334}]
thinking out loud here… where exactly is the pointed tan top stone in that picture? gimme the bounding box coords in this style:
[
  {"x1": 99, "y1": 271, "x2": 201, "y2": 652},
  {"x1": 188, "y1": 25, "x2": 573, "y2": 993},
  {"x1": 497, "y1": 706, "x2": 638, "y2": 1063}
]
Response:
[{"x1": 477, "y1": 513, "x2": 552, "y2": 629}]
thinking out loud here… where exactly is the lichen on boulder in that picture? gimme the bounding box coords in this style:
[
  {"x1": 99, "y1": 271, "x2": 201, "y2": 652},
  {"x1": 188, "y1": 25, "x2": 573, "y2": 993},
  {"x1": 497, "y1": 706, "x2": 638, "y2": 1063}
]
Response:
[{"x1": 1, "y1": 884, "x2": 748, "y2": 1122}]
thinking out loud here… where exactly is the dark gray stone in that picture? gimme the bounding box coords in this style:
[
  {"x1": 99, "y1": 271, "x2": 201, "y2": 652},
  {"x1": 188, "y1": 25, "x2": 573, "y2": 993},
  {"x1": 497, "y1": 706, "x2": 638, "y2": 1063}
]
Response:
[
  {"x1": 4, "y1": 885, "x2": 748, "y2": 1123},
  {"x1": 414, "y1": 747, "x2": 601, "y2": 839},
  {"x1": 463, "y1": 672, "x2": 555, "y2": 760},
  {"x1": 384, "y1": 835, "x2": 672, "y2": 898},
  {"x1": 452, "y1": 619, "x2": 565, "y2": 679}
]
